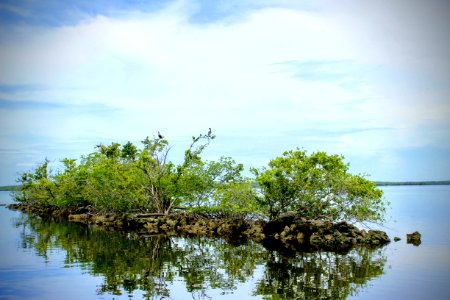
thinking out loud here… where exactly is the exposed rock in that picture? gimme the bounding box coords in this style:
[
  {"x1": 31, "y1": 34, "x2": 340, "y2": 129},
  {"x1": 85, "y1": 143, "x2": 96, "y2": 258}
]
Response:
[
  {"x1": 363, "y1": 230, "x2": 391, "y2": 246},
  {"x1": 259, "y1": 214, "x2": 390, "y2": 252},
  {"x1": 217, "y1": 218, "x2": 249, "y2": 241},
  {"x1": 92, "y1": 214, "x2": 116, "y2": 225},
  {"x1": 243, "y1": 221, "x2": 265, "y2": 243},
  {"x1": 165, "y1": 218, "x2": 178, "y2": 228},
  {"x1": 9, "y1": 203, "x2": 392, "y2": 253},
  {"x1": 144, "y1": 222, "x2": 159, "y2": 234},
  {"x1": 296, "y1": 232, "x2": 305, "y2": 244},
  {"x1": 68, "y1": 214, "x2": 91, "y2": 223},
  {"x1": 394, "y1": 237, "x2": 401, "y2": 242},
  {"x1": 309, "y1": 232, "x2": 324, "y2": 246},
  {"x1": 406, "y1": 231, "x2": 421, "y2": 246}
]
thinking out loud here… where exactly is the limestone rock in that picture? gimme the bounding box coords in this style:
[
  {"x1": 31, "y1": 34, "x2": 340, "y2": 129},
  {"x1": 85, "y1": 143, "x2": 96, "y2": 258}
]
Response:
[
  {"x1": 406, "y1": 231, "x2": 421, "y2": 246},
  {"x1": 68, "y1": 214, "x2": 91, "y2": 223},
  {"x1": 364, "y1": 230, "x2": 390, "y2": 246}
]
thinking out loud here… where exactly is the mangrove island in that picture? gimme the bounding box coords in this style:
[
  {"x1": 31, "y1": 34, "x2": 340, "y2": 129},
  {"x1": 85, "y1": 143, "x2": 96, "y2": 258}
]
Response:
[{"x1": 9, "y1": 131, "x2": 390, "y2": 253}]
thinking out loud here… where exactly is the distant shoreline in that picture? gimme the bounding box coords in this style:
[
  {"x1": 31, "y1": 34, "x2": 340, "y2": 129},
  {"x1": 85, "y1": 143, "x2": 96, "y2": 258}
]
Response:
[
  {"x1": 0, "y1": 185, "x2": 17, "y2": 191},
  {"x1": 375, "y1": 181, "x2": 450, "y2": 186}
]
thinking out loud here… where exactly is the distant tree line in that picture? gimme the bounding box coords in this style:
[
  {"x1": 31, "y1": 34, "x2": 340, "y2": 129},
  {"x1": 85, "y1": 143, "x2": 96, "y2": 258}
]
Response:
[
  {"x1": 13, "y1": 131, "x2": 388, "y2": 223},
  {"x1": 375, "y1": 181, "x2": 450, "y2": 186},
  {"x1": 0, "y1": 185, "x2": 18, "y2": 191}
]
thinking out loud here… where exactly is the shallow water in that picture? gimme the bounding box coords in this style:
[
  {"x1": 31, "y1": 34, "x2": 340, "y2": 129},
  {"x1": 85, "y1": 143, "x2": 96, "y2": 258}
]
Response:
[
  {"x1": 0, "y1": 186, "x2": 449, "y2": 299},
  {"x1": 348, "y1": 185, "x2": 450, "y2": 300}
]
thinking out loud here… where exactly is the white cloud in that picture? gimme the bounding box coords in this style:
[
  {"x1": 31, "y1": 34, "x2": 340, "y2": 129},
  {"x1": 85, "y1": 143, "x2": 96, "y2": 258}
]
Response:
[{"x1": 0, "y1": 0, "x2": 449, "y2": 183}]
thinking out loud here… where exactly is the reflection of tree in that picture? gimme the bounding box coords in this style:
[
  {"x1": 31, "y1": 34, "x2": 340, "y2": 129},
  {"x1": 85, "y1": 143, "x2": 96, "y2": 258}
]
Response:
[
  {"x1": 14, "y1": 214, "x2": 267, "y2": 299},
  {"x1": 254, "y1": 247, "x2": 387, "y2": 299},
  {"x1": 171, "y1": 237, "x2": 267, "y2": 294},
  {"x1": 15, "y1": 214, "x2": 176, "y2": 298},
  {"x1": 14, "y1": 213, "x2": 387, "y2": 299}
]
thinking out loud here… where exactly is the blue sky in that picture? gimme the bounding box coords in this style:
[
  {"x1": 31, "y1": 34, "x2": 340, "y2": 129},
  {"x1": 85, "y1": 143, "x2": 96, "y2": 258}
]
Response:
[{"x1": 0, "y1": 0, "x2": 449, "y2": 185}]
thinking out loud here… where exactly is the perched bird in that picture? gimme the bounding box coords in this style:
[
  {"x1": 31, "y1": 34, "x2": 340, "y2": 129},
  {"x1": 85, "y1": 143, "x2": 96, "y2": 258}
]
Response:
[
  {"x1": 158, "y1": 131, "x2": 164, "y2": 139},
  {"x1": 208, "y1": 127, "x2": 212, "y2": 136}
]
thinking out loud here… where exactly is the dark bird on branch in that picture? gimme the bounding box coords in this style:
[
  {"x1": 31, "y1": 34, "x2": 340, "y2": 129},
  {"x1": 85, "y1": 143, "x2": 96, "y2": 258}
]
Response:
[
  {"x1": 208, "y1": 127, "x2": 212, "y2": 136},
  {"x1": 158, "y1": 131, "x2": 164, "y2": 139}
]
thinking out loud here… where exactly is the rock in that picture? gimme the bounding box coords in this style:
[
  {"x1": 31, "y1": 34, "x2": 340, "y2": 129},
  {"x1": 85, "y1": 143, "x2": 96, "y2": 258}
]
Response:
[
  {"x1": 278, "y1": 211, "x2": 297, "y2": 220},
  {"x1": 165, "y1": 218, "x2": 178, "y2": 228},
  {"x1": 406, "y1": 231, "x2": 421, "y2": 246},
  {"x1": 68, "y1": 214, "x2": 91, "y2": 223},
  {"x1": 296, "y1": 232, "x2": 305, "y2": 243},
  {"x1": 310, "y1": 232, "x2": 324, "y2": 246},
  {"x1": 360, "y1": 229, "x2": 367, "y2": 237},
  {"x1": 324, "y1": 234, "x2": 333, "y2": 241},
  {"x1": 243, "y1": 223, "x2": 265, "y2": 243},
  {"x1": 279, "y1": 225, "x2": 293, "y2": 241},
  {"x1": 394, "y1": 237, "x2": 401, "y2": 242},
  {"x1": 92, "y1": 214, "x2": 116, "y2": 225},
  {"x1": 364, "y1": 230, "x2": 391, "y2": 246},
  {"x1": 263, "y1": 215, "x2": 296, "y2": 236},
  {"x1": 11, "y1": 203, "x2": 394, "y2": 253},
  {"x1": 159, "y1": 224, "x2": 170, "y2": 232},
  {"x1": 310, "y1": 219, "x2": 326, "y2": 228},
  {"x1": 222, "y1": 219, "x2": 249, "y2": 238}
]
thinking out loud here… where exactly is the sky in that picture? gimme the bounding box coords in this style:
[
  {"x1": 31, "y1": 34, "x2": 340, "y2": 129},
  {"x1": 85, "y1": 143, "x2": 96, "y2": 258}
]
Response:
[{"x1": 0, "y1": 0, "x2": 449, "y2": 185}]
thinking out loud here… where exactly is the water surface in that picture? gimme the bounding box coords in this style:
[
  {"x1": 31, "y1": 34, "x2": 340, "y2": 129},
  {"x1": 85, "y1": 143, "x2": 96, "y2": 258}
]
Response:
[{"x1": 0, "y1": 186, "x2": 449, "y2": 299}]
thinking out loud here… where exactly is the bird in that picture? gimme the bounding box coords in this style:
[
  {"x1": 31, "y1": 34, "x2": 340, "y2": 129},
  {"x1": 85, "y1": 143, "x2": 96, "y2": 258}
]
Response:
[
  {"x1": 208, "y1": 128, "x2": 212, "y2": 136},
  {"x1": 158, "y1": 131, "x2": 164, "y2": 139}
]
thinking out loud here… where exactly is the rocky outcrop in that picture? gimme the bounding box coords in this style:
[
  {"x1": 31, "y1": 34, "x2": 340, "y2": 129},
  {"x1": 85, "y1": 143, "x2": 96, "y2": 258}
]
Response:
[
  {"x1": 406, "y1": 231, "x2": 421, "y2": 246},
  {"x1": 124, "y1": 213, "x2": 390, "y2": 252},
  {"x1": 8, "y1": 203, "x2": 391, "y2": 253},
  {"x1": 261, "y1": 215, "x2": 390, "y2": 253}
]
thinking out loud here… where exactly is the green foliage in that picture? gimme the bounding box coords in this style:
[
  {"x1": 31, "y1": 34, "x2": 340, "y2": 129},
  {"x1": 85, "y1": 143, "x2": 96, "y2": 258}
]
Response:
[
  {"x1": 14, "y1": 136, "x2": 386, "y2": 223},
  {"x1": 14, "y1": 158, "x2": 55, "y2": 205},
  {"x1": 254, "y1": 248, "x2": 386, "y2": 299},
  {"x1": 212, "y1": 181, "x2": 261, "y2": 218},
  {"x1": 14, "y1": 131, "x2": 253, "y2": 215},
  {"x1": 121, "y1": 141, "x2": 137, "y2": 161},
  {"x1": 135, "y1": 133, "x2": 220, "y2": 213},
  {"x1": 179, "y1": 156, "x2": 246, "y2": 207},
  {"x1": 77, "y1": 152, "x2": 145, "y2": 212},
  {"x1": 185, "y1": 180, "x2": 260, "y2": 220},
  {"x1": 251, "y1": 149, "x2": 386, "y2": 223},
  {"x1": 50, "y1": 158, "x2": 89, "y2": 208}
]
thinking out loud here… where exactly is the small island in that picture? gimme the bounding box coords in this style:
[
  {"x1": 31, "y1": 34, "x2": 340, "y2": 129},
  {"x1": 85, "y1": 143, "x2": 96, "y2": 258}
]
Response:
[{"x1": 9, "y1": 131, "x2": 390, "y2": 253}]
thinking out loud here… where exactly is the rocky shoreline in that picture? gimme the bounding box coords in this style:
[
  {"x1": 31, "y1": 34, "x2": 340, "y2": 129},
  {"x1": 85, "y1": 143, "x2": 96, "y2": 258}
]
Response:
[{"x1": 8, "y1": 203, "x2": 390, "y2": 253}]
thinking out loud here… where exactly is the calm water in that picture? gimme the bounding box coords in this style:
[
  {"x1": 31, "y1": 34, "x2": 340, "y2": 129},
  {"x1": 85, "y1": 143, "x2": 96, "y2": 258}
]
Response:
[{"x1": 0, "y1": 186, "x2": 449, "y2": 300}]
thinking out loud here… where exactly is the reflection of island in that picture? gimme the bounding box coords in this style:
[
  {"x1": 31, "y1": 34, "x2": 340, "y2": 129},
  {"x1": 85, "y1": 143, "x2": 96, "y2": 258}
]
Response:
[
  {"x1": 15, "y1": 213, "x2": 387, "y2": 299},
  {"x1": 254, "y1": 248, "x2": 386, "y2": 299}
]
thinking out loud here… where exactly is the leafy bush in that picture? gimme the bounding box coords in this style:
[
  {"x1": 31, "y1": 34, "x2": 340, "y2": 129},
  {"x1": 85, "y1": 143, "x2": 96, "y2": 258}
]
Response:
[
  {"x1": 14, "y1": 132, "x2": 253, "y2": 215},
  {"x1": 14, "y1": 137, "x2": 387, "y2": 224},
  {"x1": 251, "y1": 149, "x2": 386, "y2": 223}
]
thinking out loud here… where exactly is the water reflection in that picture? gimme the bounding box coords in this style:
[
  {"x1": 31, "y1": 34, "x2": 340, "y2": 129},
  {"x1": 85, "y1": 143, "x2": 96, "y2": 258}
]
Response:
[
  {"x1": 14, "y1": 213, "x2": 387, "y2": 299},
  {"x1": 255, "y1": 248, "x2": 386, "y2": 299}
]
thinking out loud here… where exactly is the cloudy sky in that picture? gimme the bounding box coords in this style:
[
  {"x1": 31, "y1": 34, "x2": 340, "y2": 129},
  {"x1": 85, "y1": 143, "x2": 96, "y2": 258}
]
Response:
[{"x1": 0, "y1": 0, "x2": 449, "y2": 185}]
